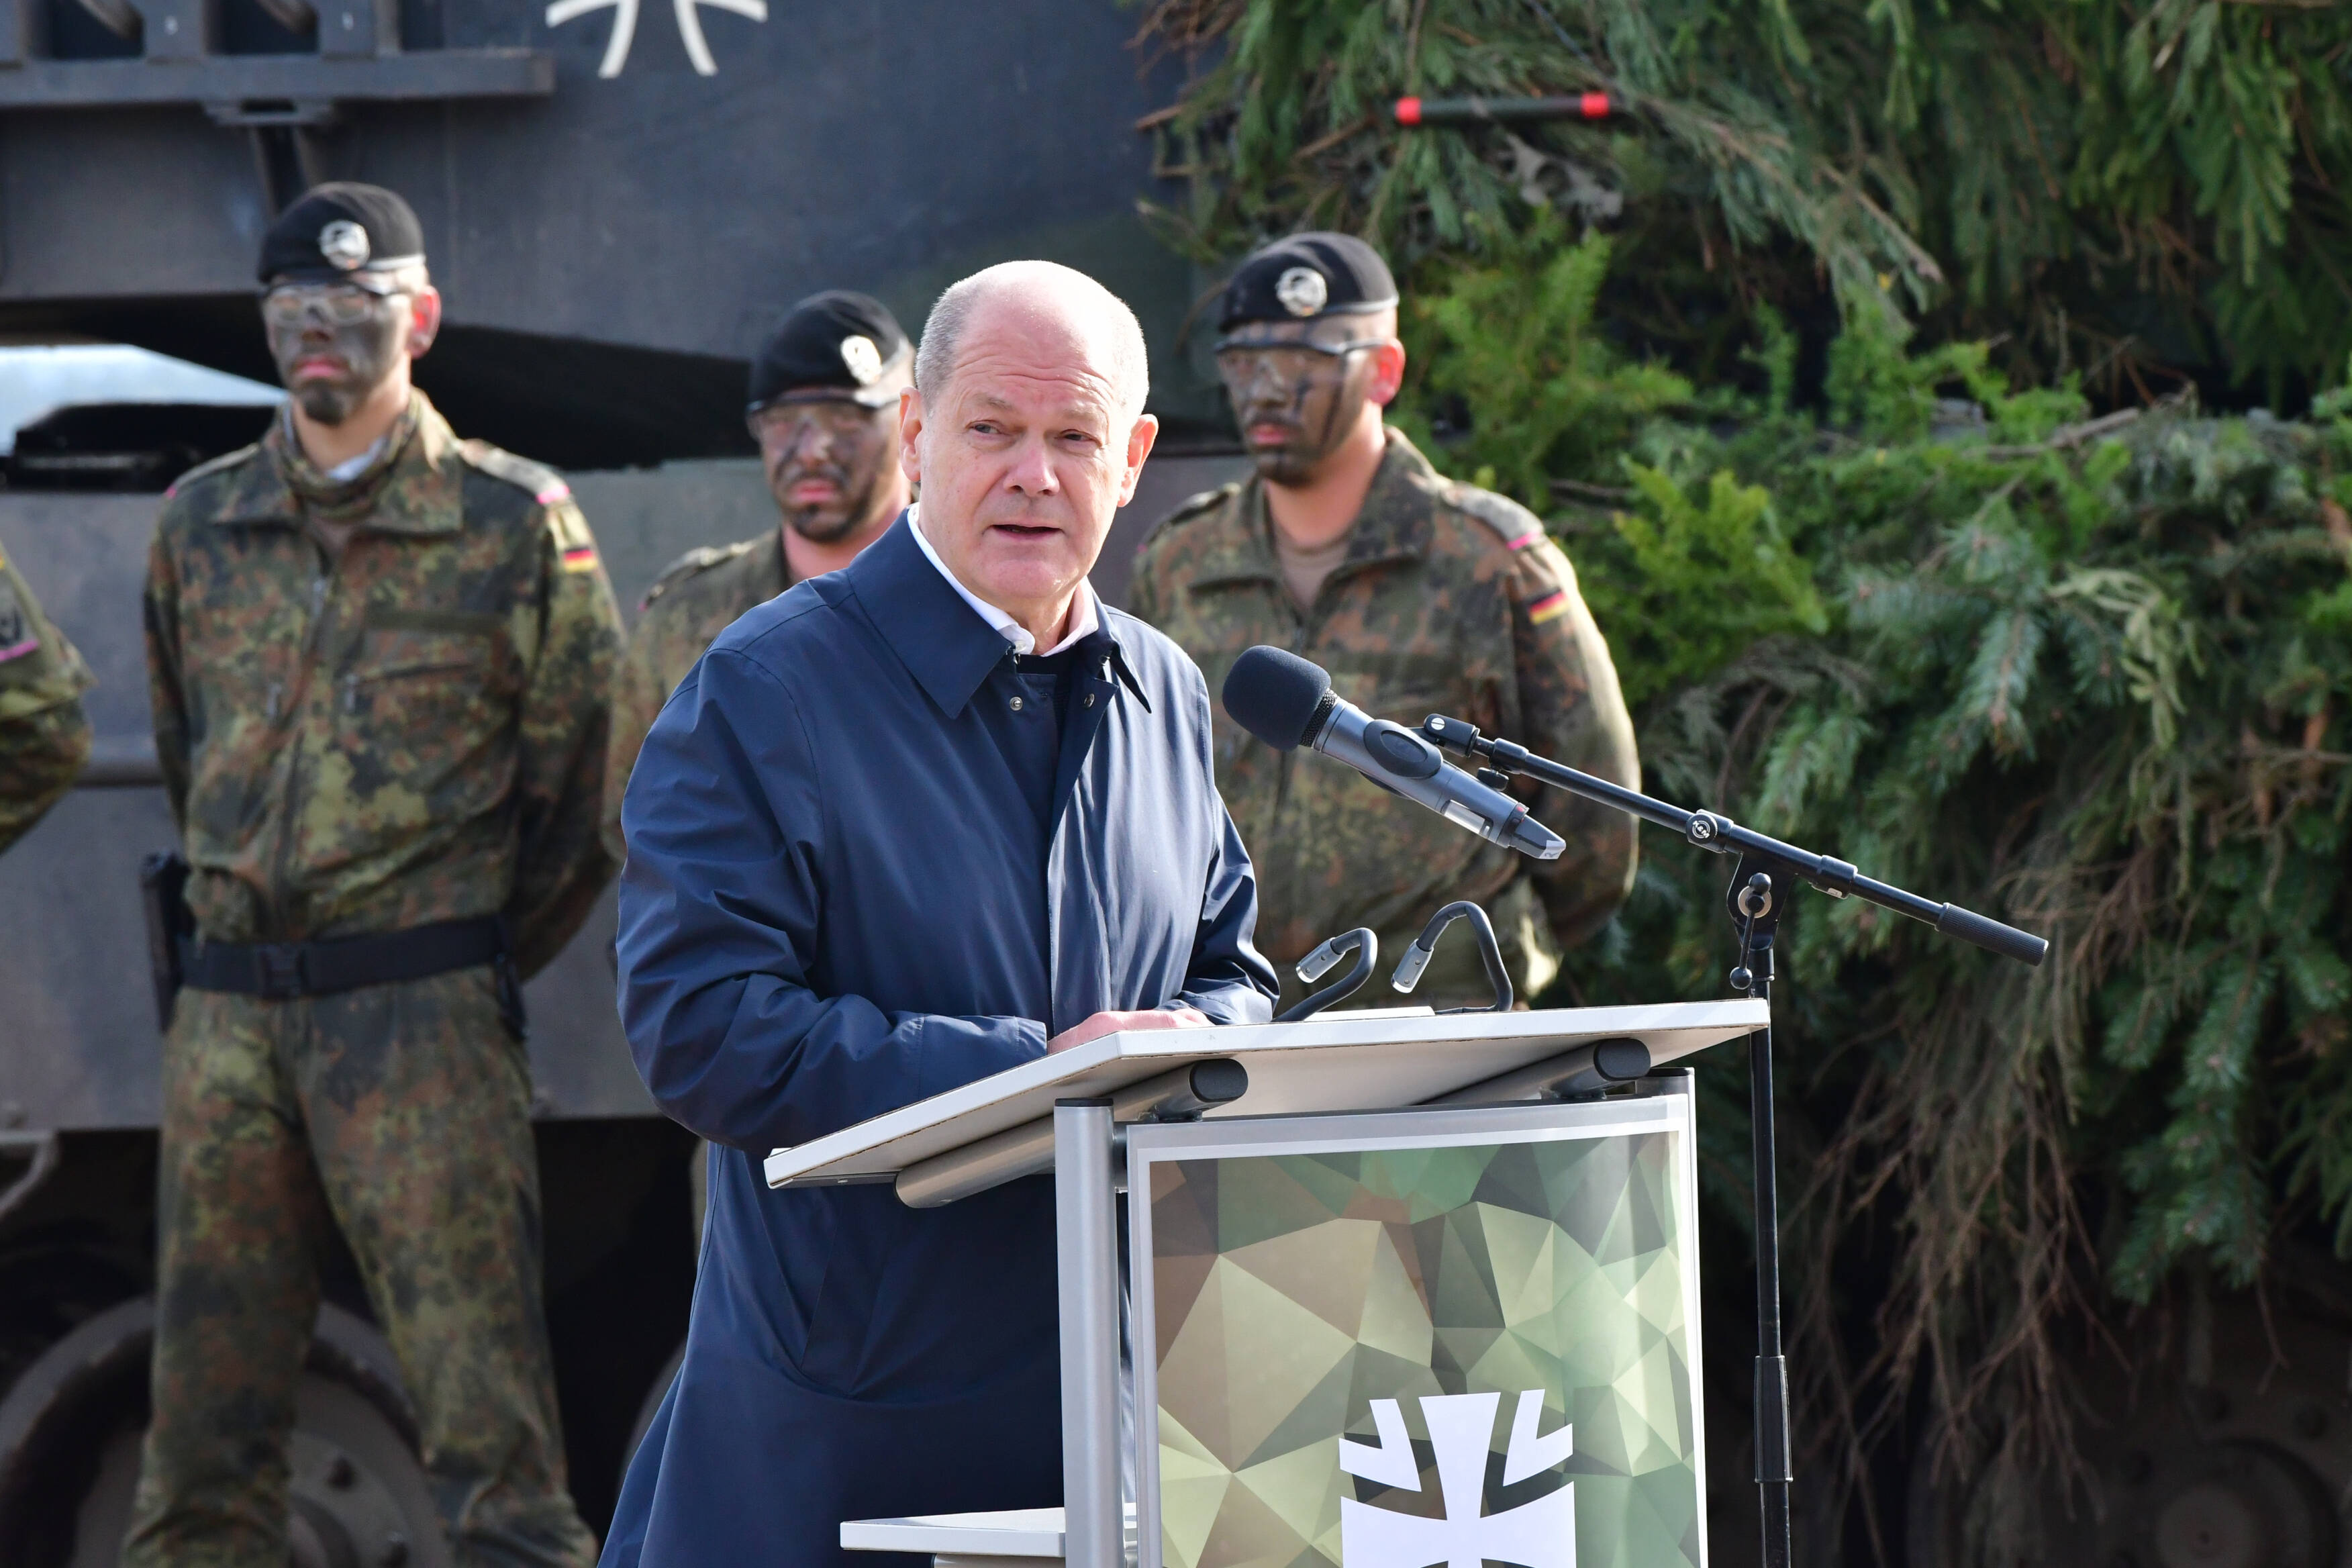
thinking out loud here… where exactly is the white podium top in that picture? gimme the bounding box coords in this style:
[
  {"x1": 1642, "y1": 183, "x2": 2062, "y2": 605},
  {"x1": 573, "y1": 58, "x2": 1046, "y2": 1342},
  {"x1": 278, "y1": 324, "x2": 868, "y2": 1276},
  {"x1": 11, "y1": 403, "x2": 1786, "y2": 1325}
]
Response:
[
  {"x1": 765, "y1": 997, "x2": 1765, "y2": 1189},
  {"x1": 841, "y1": 1509, "x2": 1068, "y2": 1557}
]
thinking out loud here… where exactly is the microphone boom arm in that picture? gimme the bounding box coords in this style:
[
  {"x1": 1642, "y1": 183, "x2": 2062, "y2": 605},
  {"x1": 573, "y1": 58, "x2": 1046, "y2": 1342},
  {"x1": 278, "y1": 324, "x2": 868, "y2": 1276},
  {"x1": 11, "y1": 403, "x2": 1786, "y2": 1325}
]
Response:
[{"x1": 1418, "y1": 715, "x2": 2048, "y2": 969}]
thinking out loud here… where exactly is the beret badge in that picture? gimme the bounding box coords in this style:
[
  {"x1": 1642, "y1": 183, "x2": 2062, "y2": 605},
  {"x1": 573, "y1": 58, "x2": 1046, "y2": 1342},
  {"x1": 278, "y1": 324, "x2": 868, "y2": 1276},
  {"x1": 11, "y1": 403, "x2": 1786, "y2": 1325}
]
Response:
[
  {"x1": 840, "y1": 334, "x2": 883, "y2": 386},
  {"x1": 1275, "y1": 266, "x2": 1329, "y2": 317},
  {"x1": 317, "y1": 219, "x2": 372, "y2": 272}
]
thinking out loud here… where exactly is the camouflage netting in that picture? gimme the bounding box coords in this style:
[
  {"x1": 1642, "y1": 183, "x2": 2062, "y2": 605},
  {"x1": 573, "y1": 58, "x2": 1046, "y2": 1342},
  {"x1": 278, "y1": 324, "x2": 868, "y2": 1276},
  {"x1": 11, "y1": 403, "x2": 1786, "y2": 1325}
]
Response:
[{"x1": 1134, "y1": 4, "x2": 2352, "y2": 1558}]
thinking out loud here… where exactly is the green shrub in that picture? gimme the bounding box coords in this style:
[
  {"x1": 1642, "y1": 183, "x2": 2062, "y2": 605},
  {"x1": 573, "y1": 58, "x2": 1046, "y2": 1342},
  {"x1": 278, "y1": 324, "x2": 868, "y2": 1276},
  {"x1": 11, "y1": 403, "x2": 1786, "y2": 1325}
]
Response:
[{"x1": 1399, "y1": 229, "x2": 2352, "y2": 1547}]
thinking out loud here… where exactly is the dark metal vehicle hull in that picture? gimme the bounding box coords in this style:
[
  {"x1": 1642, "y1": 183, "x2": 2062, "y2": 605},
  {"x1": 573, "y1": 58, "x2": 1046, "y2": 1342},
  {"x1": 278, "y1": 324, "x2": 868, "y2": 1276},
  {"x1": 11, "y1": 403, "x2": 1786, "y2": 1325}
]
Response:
[{"x1": 0, "y1": 7, "x2": 1240, "y2": 1558}]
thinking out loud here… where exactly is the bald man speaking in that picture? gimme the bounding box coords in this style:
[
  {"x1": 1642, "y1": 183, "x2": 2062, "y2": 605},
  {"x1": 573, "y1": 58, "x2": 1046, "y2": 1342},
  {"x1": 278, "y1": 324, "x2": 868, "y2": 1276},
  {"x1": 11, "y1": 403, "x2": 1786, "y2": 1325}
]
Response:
[{"x1": 604, "y1": 264, "x2": 1278, "y2": 1566}]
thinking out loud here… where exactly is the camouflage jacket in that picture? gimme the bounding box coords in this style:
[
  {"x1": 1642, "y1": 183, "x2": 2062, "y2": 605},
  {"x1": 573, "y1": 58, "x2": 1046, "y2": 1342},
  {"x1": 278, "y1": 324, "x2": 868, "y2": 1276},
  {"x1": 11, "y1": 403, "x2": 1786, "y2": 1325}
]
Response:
[
  {"x1": 0, "y1": 536, "x2": 93, "y2": 855},
  {"x1": 602, "y1": 526, "x2": 789, "y2": 861},
  {"x1": 145, "y1": 392, "x2": 623, "y2": 977},
  {"x1": 1130, "y1": 430, "x2": 1638, "y2": 1005}
]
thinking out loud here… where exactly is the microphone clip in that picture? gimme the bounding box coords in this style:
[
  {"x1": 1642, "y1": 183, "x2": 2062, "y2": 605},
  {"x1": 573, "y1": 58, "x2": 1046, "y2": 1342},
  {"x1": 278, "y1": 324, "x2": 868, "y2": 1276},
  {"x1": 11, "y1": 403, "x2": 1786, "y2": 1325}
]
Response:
[{"x1": 1391, "y1": 900, "x2": 1513, "y2": 1014}]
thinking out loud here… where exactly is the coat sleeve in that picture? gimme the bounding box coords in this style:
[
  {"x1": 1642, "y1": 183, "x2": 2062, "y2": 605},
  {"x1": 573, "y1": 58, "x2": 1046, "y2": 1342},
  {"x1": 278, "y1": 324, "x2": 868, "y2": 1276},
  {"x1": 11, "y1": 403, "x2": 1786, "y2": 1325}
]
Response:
[
  {"x1": 1173, "y1": 675, "x2": 1279, "y2": 1024},
  {"x1": 0, "y1": 542, "x2": 91, "y2": 856},
  {"x1": 1508, "y1": 535, "x2": 1640, "y2": 950},
  {"x1": 616, "y1": 645, "x2": 1048, "y2": 1153},
  {"x1": 601, "y1": 601, "x2": 673, "y2": 866},
  {"x1": 143, "y1": 527, "x2": 191, "y2": 834},
  {"x1": 509, "y1": 499, "x2": 625, "y2": 977}
]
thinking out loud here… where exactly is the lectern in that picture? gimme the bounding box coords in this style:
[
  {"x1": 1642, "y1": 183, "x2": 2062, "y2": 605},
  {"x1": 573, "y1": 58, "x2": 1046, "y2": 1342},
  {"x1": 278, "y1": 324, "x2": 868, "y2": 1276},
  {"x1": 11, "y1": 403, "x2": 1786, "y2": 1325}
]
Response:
[{"x1": 763, "y1": 1000, "x2": 1766, "y2": 1568}]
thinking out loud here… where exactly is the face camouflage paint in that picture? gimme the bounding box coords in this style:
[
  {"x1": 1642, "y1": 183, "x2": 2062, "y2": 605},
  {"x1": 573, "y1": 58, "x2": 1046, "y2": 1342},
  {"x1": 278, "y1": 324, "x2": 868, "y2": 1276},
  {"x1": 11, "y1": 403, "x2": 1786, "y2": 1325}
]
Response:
[
  {"x1": 750, "y1": 397, "x2": 899, "y2": 544},
  {"x1": 1216, "y1": 324, "x2": 1389, "y2": 487},
  {"x1": 263, "y1": 283, "x2": 410, "y2": 428}
]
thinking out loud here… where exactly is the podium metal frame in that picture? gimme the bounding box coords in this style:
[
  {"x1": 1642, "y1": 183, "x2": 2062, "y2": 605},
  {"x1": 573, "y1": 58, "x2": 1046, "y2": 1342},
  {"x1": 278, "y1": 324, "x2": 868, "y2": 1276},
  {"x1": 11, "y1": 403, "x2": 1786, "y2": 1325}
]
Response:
[{"x1": 768, "y1": 1003, "x2": 1762, "y2": 1568}]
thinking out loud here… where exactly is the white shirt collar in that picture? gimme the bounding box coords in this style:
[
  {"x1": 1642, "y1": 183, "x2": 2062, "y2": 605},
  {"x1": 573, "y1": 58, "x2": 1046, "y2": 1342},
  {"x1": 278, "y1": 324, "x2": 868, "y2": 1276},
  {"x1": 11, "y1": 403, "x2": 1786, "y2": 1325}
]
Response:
[
  {"x1": 908, "y1": 504, "x2": 1099, "y2": 657},
  {"x1": 288, "y1": 405, "x2": 389, "y2": 483}
]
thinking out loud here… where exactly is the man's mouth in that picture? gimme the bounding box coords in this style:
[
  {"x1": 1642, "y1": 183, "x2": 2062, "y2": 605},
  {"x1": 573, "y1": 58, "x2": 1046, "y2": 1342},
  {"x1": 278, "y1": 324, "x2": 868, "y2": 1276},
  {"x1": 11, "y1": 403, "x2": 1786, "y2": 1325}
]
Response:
[
  {"x1": 292, "y1": 355, "x2": 347, "y2": 383},
  {"x1": 989, "y1": 522, "x2": 1061, "y2": 542},
  {"x1": 1246, "y1": 421, "x2": 1298, "y2": 448},
  {"x1": 786, "y1": 476, "x2": 840, "y2": 504}
]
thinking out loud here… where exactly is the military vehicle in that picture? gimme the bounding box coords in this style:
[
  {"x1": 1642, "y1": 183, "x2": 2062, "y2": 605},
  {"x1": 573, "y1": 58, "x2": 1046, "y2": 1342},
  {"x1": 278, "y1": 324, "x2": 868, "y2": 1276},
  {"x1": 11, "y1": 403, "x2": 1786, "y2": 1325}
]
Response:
[{"x1": 0, "y1": 4, "x2": 1244, "y2": 1561}]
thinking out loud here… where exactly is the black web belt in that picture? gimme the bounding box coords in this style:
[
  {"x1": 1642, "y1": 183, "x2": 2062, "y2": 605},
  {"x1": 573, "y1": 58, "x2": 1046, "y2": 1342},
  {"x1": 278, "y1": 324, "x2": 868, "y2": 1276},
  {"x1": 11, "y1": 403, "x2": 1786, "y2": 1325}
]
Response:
[{"x1": 178, "y1": 915, "x2": 509, "y2": 1003}]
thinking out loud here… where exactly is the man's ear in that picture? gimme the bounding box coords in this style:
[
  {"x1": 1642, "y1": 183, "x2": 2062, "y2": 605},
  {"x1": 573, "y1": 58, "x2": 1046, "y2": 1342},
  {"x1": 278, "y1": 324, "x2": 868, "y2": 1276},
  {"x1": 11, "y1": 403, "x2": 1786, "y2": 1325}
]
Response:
[
  {"x1": 897, "y1": 387, "x2": 926, "y2": 489},
  {"x1": 1118, "y1": 413, "x2": 1161, "y2": 508},
  {"x1": 407, "y1": 287, "x2": 444, "y2": 359},
  {"x1": 1366, "y1": 339, "x2": 1407, "y2": 407}
]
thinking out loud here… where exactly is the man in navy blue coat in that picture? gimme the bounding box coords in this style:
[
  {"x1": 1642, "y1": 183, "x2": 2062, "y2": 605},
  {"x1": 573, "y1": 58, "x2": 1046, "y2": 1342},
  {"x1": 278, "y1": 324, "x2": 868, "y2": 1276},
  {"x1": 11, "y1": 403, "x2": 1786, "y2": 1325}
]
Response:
[{"x1": 603, "y1": 260, "x2": 1279, "y2": 1567}]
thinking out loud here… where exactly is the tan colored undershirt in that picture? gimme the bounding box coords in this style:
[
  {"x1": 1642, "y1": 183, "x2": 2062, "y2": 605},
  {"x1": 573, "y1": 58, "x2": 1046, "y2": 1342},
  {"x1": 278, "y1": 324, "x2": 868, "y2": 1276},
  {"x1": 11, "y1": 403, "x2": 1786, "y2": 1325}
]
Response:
[{"x1": 1273, "y1": 524, "x2": 1354, "y2": 616}]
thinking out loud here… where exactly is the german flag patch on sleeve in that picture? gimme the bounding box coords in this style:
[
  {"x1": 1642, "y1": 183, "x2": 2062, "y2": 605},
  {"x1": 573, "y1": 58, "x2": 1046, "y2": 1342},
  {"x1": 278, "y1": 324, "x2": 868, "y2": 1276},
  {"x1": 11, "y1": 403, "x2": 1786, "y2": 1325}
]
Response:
[
  {"x1": 547, "y1": 502, "x2": 601, "y2": 575},
  {"x1": 1528, "y1": 587, "x2": 1571, "y2": 625}
]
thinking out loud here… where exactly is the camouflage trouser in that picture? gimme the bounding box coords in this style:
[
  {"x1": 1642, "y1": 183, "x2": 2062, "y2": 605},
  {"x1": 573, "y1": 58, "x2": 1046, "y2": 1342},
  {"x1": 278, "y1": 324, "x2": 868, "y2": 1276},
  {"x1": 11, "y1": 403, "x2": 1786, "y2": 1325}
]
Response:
[{"x1": 121, "y1": 967, "x2": 599, "y2": 1568}]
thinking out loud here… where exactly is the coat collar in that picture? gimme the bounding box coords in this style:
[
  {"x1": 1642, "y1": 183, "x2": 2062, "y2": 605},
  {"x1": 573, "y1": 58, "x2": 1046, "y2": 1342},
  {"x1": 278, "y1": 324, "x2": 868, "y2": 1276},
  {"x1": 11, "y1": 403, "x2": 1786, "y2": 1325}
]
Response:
[
  {"x1": 846, "y1": 511, "x2": 1022, "y2": 720},
  {"x1": 849, "y1": 512, "x2": 1151, "y2": 720},
  {"x1": 1185, "y1": 427, "x2": 1438, "y2": 592},
  {"x1": 200, "y1": 390, "x2": 467, "y2": 536}
]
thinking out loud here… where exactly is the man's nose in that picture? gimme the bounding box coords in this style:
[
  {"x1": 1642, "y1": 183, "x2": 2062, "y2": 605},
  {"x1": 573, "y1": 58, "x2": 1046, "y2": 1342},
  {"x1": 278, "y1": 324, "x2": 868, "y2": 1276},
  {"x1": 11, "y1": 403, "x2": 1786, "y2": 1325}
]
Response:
[{"x1": 1003, "y1": 436, "x2": 1060, "y2": 495}]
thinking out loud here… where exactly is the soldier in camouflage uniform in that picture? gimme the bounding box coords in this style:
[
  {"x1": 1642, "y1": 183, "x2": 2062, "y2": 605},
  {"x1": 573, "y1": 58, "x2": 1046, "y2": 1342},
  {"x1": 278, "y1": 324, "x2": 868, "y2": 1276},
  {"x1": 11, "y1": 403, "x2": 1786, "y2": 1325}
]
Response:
[
  {"x1": 128, "y1": 185, "x2": 616, "y2": 1568},
  {"x1": 603, "y1": 291, "x2": 914, "y2": 861},
  {"x1": 0, "y1": 536, "x2": 93, "y2": 854},
  {"x1": 1130, "y1": 233, "x2": 1639, "y2": 1010}
]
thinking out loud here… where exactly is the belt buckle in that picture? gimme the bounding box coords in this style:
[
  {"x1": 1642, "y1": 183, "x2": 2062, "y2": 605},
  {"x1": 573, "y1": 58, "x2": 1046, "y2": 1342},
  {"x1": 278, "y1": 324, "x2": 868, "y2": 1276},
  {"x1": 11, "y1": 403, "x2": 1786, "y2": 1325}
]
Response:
[{"x1": 255, "y1": 944, "x2": 306, "y2": 1000}]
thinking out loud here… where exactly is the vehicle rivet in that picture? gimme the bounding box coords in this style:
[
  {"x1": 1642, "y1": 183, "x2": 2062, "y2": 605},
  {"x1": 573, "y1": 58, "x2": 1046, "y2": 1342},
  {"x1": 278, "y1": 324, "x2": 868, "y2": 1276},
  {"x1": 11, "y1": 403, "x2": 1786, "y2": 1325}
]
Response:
[{"x1": 327, "y1": 1455, "x2": 355, "y2": 1489}]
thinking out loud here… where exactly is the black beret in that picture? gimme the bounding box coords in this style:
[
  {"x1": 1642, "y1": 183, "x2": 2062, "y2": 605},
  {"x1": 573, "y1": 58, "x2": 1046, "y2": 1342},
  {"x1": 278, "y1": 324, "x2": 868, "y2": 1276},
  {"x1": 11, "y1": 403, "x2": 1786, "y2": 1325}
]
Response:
[
  {"x1": 258, "y1": 183, "x2": 426, "y2": 285},
  {"x1": 748, "y1": 291, "x2": 912, "y2": 409},
  {"x1": 1218, "y1": 232, "x2": 1398, "y2": 332}
]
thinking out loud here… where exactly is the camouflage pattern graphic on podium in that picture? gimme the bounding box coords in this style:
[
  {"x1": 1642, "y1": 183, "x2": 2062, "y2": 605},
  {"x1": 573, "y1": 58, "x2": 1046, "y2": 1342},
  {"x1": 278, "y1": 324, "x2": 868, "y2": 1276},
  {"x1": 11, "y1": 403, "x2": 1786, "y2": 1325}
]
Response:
[{"x1": 1127, "y1": 1097, "x2": 1706, "y2": 1568}]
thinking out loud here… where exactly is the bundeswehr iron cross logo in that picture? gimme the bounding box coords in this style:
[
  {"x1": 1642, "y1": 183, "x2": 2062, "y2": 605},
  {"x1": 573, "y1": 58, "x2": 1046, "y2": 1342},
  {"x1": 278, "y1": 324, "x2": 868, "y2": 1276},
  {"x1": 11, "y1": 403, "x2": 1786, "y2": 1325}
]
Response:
[{"x1": 1339, "y1": 1392, "x2": 1575, "y2": 1568}]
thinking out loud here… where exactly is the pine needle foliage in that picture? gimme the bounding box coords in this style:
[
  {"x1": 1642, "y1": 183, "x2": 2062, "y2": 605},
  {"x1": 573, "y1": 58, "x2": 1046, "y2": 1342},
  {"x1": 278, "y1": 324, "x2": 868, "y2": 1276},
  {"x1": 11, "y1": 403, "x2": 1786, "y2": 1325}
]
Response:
[
  {"x1": 1132, "y1": 3, "x2": 2352, "y2": 1543},
  {"x1": 1417, "y1": 245, "x2": 2352, "y2": 1555},
  {"x1": 1134, "y1": 0, "x2": 2352, "y2": 399}
]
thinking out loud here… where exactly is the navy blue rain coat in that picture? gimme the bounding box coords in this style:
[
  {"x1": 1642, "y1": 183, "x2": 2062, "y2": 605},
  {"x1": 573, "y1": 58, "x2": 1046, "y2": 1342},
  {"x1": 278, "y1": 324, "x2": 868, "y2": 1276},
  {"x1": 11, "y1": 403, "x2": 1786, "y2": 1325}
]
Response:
[{"x1": 602, "y1": 514, "x2": 1277, "y2": 1568}]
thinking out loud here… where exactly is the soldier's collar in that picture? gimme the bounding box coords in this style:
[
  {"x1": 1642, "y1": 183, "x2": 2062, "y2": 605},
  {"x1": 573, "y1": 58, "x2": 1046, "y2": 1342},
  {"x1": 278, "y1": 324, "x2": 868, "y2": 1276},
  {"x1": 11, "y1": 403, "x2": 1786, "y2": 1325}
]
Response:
[
  {"x1": 1325, "y1": 428, "x2": 1440, "y2": 569},
  {"x1": 352, "y1": 393, "x2": 464, "y2": 536},
  {"x1": 1187, "y1": 429, "x2": 1433, "y2": 591},
  {"x1": 207, "y1": 391, "x2": 463, "y2": 536}
]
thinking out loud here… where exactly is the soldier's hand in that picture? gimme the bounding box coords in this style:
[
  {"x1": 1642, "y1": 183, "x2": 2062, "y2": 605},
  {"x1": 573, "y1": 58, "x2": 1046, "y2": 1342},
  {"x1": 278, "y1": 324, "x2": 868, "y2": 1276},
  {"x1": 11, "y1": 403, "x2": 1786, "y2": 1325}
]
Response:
[{"x1": 1047, "y1": 1007, "x2": 1212, "y2": 1055}]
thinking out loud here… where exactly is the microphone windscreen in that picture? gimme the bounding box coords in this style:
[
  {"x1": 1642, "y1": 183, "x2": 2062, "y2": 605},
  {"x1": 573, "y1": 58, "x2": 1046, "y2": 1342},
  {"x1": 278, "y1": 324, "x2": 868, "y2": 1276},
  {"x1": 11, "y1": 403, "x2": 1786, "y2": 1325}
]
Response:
[{"x1": 1223, "y1": 646, "x2": 1332, "y2": 752}]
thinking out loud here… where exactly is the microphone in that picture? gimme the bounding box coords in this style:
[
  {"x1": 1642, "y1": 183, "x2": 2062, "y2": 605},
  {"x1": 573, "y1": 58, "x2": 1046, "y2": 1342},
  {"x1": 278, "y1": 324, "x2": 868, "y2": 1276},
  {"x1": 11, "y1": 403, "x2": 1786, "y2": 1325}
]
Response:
[{"x1": 1222, "y1": 646, "x2": 1564, "y2": 861}]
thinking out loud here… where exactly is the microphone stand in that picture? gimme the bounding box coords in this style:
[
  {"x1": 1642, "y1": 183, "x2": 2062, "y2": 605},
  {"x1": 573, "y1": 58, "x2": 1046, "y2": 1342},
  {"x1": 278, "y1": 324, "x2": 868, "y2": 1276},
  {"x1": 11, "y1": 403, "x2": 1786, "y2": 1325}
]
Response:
[{"x1": 1418, "y1": 714, "x2": 2047, "y2": 1568}]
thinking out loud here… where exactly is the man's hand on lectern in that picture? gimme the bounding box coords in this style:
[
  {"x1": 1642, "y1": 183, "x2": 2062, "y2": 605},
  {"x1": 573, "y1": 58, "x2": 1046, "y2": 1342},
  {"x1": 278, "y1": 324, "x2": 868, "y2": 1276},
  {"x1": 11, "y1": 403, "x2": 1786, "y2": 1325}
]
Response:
[{"x1": 1047, "y1": 1007, "x2": 1212, "y2": 1055}]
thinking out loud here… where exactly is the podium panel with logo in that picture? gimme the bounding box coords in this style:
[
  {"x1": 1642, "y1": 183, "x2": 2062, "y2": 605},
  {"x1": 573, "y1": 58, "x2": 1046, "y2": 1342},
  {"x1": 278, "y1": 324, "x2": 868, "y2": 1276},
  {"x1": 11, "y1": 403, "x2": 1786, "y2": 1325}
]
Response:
[
  {"x1": 1130, "y1": 1097, "x2": 1704, "y2": 1568},
  {"x1": 763, "y1": 1002, "x2": 1756, "y2": 1568}
]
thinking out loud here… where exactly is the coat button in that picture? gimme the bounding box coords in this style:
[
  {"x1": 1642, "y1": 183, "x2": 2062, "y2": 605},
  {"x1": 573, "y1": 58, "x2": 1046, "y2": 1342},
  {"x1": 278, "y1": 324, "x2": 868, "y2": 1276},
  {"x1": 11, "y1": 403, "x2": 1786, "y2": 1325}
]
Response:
[
  {"x1": 1083, "y1": 692, "x2": 1096, "y2": 708},
  {"x1": 1009, "y1": 695, "x2": 1025, "y2": 712}
]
